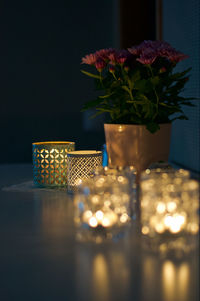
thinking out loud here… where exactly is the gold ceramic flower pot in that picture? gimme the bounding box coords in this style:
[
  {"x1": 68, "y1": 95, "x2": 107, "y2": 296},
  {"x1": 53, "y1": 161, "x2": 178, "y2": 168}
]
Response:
[{"x1": 104, "y1": 123, "x2": 171, "y2": 173}]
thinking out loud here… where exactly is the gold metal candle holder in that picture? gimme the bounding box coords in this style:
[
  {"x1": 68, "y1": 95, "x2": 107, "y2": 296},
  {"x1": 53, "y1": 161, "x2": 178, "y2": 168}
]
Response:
[
  {"x1": 67, "y1": 150, "x2": 102, "y2": 192},
  {"x1": 32, "y1": 141, "x2": 75, "y2": 188},
  {"x1": 140, "y1": 168, "x2": 199, "y2": 257}
]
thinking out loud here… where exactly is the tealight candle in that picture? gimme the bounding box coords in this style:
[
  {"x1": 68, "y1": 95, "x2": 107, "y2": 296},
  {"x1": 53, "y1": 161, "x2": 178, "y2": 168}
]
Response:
[{"x1": 32, "y1": 141, "x2": 75, "y2": 187}]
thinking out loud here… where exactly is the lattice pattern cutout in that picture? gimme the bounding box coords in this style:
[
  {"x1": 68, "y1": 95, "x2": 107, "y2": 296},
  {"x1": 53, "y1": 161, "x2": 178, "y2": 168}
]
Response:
[
  {"x1": 33, "y1": 143, "x2": 75, "y2": 187},
  {"x1": 67, "y1": 154, "x2": 102, "y2": 190}
]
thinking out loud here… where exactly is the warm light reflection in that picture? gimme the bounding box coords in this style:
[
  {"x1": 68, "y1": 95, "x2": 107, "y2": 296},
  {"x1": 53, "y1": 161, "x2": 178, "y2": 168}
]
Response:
[
  {"x1": 162, "y1": 260, "x2": 176, "y2": 301},
  {"x1": 93, "y1": 254, "x2": 109, "y2": 301},
  {"x1": 162, "y1": 260, "x2": 190, "y2": 301},
  {"x1": 142, "y1": 257, "x2": 157, "y2": 298},
  {"x1": 177, "y1": 263, "x2": 189, "y2": 301},
  {"x1": 36, "y1": 192, "x2": 72, "y2": 237}
]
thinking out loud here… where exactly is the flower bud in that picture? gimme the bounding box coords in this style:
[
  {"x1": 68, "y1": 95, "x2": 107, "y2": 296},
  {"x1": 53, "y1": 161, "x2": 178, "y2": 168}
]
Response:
[
  {"x1": 159, "y1": 67, "x2": 166, "y2": 73},
  {"x1": 109, "y1": 65, "x2": 115, "y2": 73},
  {"x1": 95, "y1": 59, "x2": 106, "y2": 72}
]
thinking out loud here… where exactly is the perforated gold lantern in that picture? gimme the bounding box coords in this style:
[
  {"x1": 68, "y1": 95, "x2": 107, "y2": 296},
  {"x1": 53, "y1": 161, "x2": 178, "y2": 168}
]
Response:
[{"x1": 32, "y1": 141, "x2": 75, "y2": 187}]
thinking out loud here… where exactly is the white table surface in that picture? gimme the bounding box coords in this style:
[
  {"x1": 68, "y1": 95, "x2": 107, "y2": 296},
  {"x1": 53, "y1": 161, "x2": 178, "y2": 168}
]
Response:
[{"x1": 0, "y1": 164, "x2": 199, "y2": 301}]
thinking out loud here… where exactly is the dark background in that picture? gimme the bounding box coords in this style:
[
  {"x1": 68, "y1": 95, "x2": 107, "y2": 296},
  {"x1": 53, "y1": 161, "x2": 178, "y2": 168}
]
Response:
[
  {"x1": 0, "y1": 0, "x2": 199, "y2": 173},
  {"x1": 0, "y1": 0, "x2": 155, "y2": 163}
]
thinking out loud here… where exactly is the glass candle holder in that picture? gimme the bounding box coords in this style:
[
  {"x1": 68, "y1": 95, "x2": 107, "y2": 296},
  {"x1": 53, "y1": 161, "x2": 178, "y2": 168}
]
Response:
[
  {"x1": 74, "y1": 174, "x2": 131, "y2": 242},
  {"x1": 67, "y1": 151, "x2": 102, "y2": 192},
  {"x1": 93, "y1": 166, "x2": 137, "y2": 220},
  {"x1": 140, "y1": 168, "x2": 199, "y2": 257},
  {"x1": 32, "y1": 141, "x2": 75, "y2": 188}
]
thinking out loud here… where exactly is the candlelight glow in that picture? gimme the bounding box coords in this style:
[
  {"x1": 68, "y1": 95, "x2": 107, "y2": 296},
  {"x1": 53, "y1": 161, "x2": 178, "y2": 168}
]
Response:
[
  {"x1": 142, "y1": 226, "x2": 149, "y2": 235},
  {"x1": 167, "y1": 201, "x2": 177, "y2": 212},
  {"x1": 89, "y1": 216, "x2": 98, "y2": 228},
  {"x1": 96, "y1": 210, "x2": 104, "y2": 221},
  {"x1": 164, "y1": 214, "x2": 185, "y2": 233},
  {"x1": 140, "y1": 169, "x2": 199, "y2": 254},
  {"x1": 156, "y1": 202, "x2": 166, "y2": 214},
  {"x1": 101, "y1": 217, "x2": 111, "y2": 227}
]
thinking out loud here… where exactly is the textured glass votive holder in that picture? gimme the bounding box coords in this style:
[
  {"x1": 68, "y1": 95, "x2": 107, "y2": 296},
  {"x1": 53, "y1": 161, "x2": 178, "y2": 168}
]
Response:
[
  {"x1": 74, "y1": 175, "x2": 131, "y2": 242},
  {"x1": 32, "y1": 141, "x2": 75, "y2": 188},
  {"x1": 140, "y1": 169, "x2": 199, "y2": 257},
  {"x1": 67, "y1": 151, "x2": 102, "y2": 192},
  {"x1": 93, "y1": 166, "x2": 137, "y2": 220}
]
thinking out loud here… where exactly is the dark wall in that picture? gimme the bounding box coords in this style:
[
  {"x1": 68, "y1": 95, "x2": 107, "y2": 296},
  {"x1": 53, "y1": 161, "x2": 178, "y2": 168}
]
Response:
[
  {"x1": 163, "y1": 0, "x2": 200, "y2": 173},
  {"x1": 0, "y1": 0, "x2": 116, "y2": 163}
]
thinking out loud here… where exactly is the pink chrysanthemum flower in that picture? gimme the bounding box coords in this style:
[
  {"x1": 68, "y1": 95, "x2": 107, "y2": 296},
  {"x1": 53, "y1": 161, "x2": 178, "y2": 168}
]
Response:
[
  {"x1": 116, "y1": 50, "x2": 129, "y2": 64},
  {"x1": 159, "y1": 48, "x2": 189, "y2": 62},
  {"x1": 95, "y1": 58, "x2": 106, "y2": 72},
  {"x1": 82, "y1": 53, "x2": 97, "y2": 65},
  {"x1": 136, "y1": 47, "x2": 158, "y2": 65},
  {"x1": 96, "y1": 48, "x2": 116, "y2": 61},
  {"x1": 128, "y1": 40, "x2": 188, "y2": 65},
  {"x1": 128, "y1": 45, "x2": 142, "y2": 56},
  {"x1": 137, "y1": 55, "x2": 157, "y2": 65},
  {"x1": 108, "y1": 52, "x2": 117, "y2": 65}
]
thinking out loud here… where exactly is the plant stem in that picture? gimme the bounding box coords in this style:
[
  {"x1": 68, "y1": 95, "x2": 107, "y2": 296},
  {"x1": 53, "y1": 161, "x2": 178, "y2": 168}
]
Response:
[
  {"x1": 148, "y1": 65, "x2": 159, "y2": 118},
  {"x1": 111, "y1": 71, "x2": 117, "y2": 81}
]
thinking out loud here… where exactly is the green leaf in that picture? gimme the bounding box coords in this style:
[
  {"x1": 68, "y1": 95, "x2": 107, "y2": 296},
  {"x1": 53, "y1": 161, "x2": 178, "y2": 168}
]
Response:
[
  {"x1": 89, "y1": 111, "x2": 104, "y2": 119},
  {"x1": 126, "y1": 100, "x2": 145, "y2": 104},
  {"x1": 96, "y1": 107, "x2": 113, "y2": 113},
  {"x1": 160, "y1": 102, "x2": 173, "y2": 108},
  {"x1": 146, "y1": 122, "x2": 160, "y2": 133},
  {"x1": 150, "y1": 76, "x2": 160, "y2": 86},
  {"x1": 131, "y1": 70, "x2": 140, "y2": 82},
  {"x1": 99, "y1": 93, "x2": 114, "y2": 99},
  {"x1": 181, "y1": 102, "x2": 195, "y2": 107},
  {"x1": 121, "y1": 85, "x2": 131, "y2": 93},
  {"x1": 82, "y1": 98, "x2": 102, "y2": 111},
  {"x1": 134, "y1": 79, "x2": 147, "y2": 91},
  {"x1": 170, "y1": 68, "x2": 191, "y2": 80},
  {"x1": 81, "y1": 69, "x2": 101, "y2": 79},
  {"x1": 171, "y1": 115, "x2": 189, "y2": 122}
]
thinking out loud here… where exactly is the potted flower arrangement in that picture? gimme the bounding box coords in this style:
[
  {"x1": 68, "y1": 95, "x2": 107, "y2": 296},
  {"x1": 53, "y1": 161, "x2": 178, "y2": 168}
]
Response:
[{"x1": 81, "y1": 40, "x2": 194, "y2": 172}]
